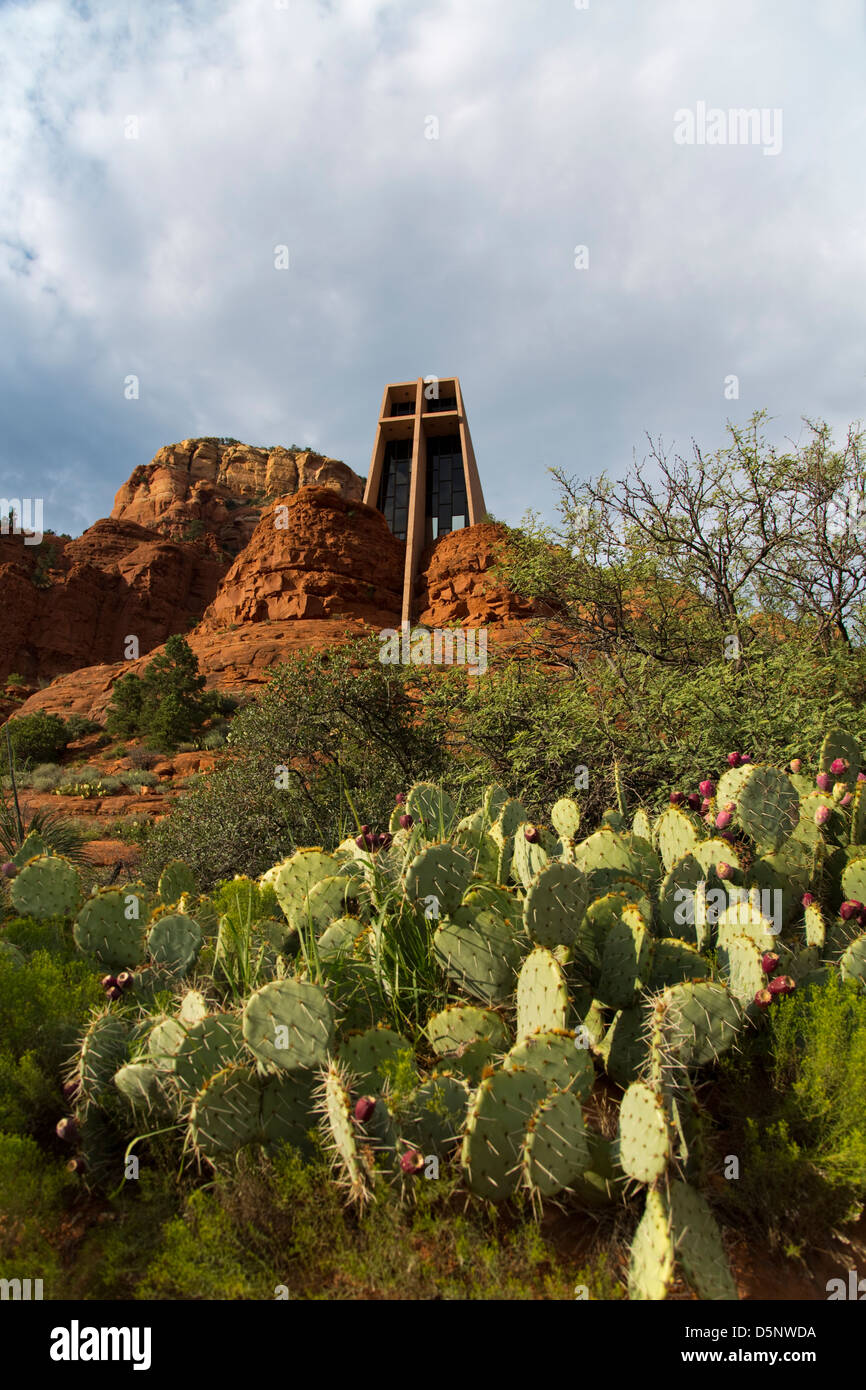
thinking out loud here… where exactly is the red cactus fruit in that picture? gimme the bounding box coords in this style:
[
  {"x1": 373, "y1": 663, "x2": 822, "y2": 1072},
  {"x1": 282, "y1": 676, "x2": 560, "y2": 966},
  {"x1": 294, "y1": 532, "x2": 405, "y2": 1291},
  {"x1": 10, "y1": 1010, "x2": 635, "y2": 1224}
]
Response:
[
  {"x1": 768, "y1": 974, "x2": 795, "y2": 996},
  {"x1": 687, "y1": 793, "x2": 701, "y2": 811},
  {"x1": 395, "y1": 793, "x2": 407, "y2": 805},
  {"x1": 840, "y1": 792, "x2": 853, "y2": 808},
  {"x1": 727, "y1": 752, "x2": 741, "y2": 767},
  {"x1": 700, "y1": 798, "x2": 712, "y2": 814},
  {"x1": 398, "y1": 814, "x2": 414, "y2": 830},
  {"x1": 62, "y1": 1078, "x2": 80, "y2": 1103},
  {"x1": 740, "y1": 754, "x2": 751, "y2": 765},
  {"x1": 698, "y1": 780, "x2": 715, "y2": 797},
  {"x1": 715, "y1": 810, "x2": 733, "y2": 830},
  {"x1": 116, "y1": 972, "x2": 133, "y2": 991},
  {"x1": 830, "y1": 758, "x2": 849, "y2": 776},
  {"x1": 377, "y1": 832, "x2": 393, "y2": 851},
  {"x1": 360, "y1": 824, "x2": 371, "y2": 834},
  {"x1": 66, "y1": 1157, "x2": 86, "y2": 1175},
  {"x1": 106, "y1": 984, "x2": 124, "y2": 1001},
  {"x1": 1, "y1": 861, "x2": 18, "y2": 878},
  {"x1": 801, "y1": 892, "x2": 816, "y2": 908},
  {"x1": 816, "y1": 772, "x2": 832, "y2": 792},
  {"x1": 400, "y1": 1149, "x2": 425, "y2": 1176},
  {"x1": 354, "y1": 835, "x2": 366, "y2": 849},
  {"x1": 716, "y1": 862, "x2": 734, "y2": 881},
  {"x1": 354, "y1": 1096, "x2": 377, "y2": 1124},
  {"x1": 859, "y1": 772, "x2": 866, "y2": 783},
  {"x1": 524, "y1": 825, "x2": 540, "y2": 843},
  {"x1": 101, "y1": 974, "x2": 117, "y2": 991},
  {"x1": 761, "y1": 952, "x2": 780, "y2": 975},
  {"x1": 840, "y1": 900, "x2": 864, "y2": 921},
  {"x1": 815, "y1": 806, "x2": 831, "y2": 827},
  {"x1": 56, "y1": 1116, "x2": 78, "y2": 1144},
  {"x1": 754, "y1": 988, "x2": 773, "y2": 1011},
  {"x1": 669, "y1": 791, "x2": 686, "y2": 806},
  {"x1": 788, "y1": 759, "x2": 802, "y2": 774}
]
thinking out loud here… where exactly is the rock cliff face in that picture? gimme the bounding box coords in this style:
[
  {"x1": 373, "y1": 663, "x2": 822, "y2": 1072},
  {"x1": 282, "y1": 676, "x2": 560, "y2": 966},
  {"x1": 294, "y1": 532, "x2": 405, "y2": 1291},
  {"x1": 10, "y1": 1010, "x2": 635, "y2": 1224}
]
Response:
[
  {"x1": 0, "y1": 521, "x2": 224, "y2": 685},
  {"x1": 0, "y1": 439, "x2": 367, "y2": 686},
  {"x1": 201, "y1": 488, "x2": 404, "y2": 627},
  {"x1": 111, "y1": 438, "x2": 364, "y2": 555},
  {"x1": 5, "y1": 436, "x2": 538, "y2": 722}
]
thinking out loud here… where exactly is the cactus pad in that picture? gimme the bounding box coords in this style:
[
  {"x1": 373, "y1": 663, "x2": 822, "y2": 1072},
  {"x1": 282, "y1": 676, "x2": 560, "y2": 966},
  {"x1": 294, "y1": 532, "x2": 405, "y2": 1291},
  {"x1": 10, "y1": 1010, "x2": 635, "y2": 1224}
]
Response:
[
  {"x1": 405, "y1": 1073, "x2": 470, "y2": 1154},
  {"x1": 243, "y1": 979, "x2": 336, "y2": 1071},
  {"x1": 629, "y1": 1187, "x2": 675, "y2": 1301},
  {"x1": 403, "y1": 843, "x2": 473, "y2": 917},
  {"x1": 516, "y1": 946, "x2": 570, "y2": 1036},
  {"x1": 10, "y1": 854, "x2": 81, "y2": 920},
  {"x1": 521, "y1": 1087, "x2": 591, "y2": 1198},
  {"x1": 597, "y1": 905, "x2": 654, "y2": 1010},
  {"x1": 157, "y1": 859, "x2": 196, "y2": 905},
  {"x1": 669, "y1": 1178, "x2": 737, "y2": 1300},
  {"x1": 405, "y1": 782, "x2": 456, "y2": 836},
  {"x1": 426, "y1": 1005, "x2": 509, "y2": 1084},
  {"x1": 551, "y1": 796, "x2": 581, "y2": 842},
  {"x1": 652, "y1": 982, "x2": 741, "y2": 1068},
  {"x1": 840, "y1": 933, "x2": 866, "y2": 985},
  {"x1": 522, "y1": 860, "x2": 589, "y2": 950},
  {"x1": 146, "y1": 913, "x2": 202, "y2": 975},
  {"x1": 461, "y1": 1066, "x2": 548, "y2": 1201},
  {"x1": 173, "y1": 1014, "x2": 244, "y2": 1092},
  {"x1": 504, "y1": 1028, "x2": 595, "y2": 1100},
  {"x1": 433, "y1": 909, "x2": 522, "y2": 1004},
  {"x1": 316, "y1": 1060, "x2": 373, "y2": 1207},
  {"x1": 618, "y1": 1081, "x2": 672, "y2": 1184},
  {"x1": 74, "y1": 891, "x2": 145, "y2": 971},
  {"x1": 733, "y1": 765, "x2": 799, "y2": 854},
  {"x1": 340, "y1": 1026, "x2": 415, "y2": 1091},
  {"x1": 188, "y1": 1065, "x2": 261, "y2": 1159}
]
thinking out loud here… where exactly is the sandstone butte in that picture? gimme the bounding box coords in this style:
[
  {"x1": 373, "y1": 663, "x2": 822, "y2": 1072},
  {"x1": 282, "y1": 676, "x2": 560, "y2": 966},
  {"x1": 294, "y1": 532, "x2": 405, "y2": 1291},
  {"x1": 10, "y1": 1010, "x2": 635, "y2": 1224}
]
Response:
[{"x1": 6, "y1": 436, "x2": 542, "y2": 723}]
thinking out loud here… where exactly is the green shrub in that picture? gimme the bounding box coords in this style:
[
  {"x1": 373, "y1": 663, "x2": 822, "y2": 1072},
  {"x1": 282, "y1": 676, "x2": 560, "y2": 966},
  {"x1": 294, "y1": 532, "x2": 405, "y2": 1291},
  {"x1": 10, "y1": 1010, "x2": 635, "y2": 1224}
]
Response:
[
  {"x1": 120, "y1": 769, "x2": 158, "y2": 789},
  {"x1": 64, "y1": 714, "x2": 102, "y2": 741},
  {"x1": 4, "y1": 712, "x2": 69, "y2": 765},
  {"x1": 140, "y1": 638, "x2": 452, "y2": 889},
  {"x1": 5, "y1": 673, "x2": 25, "y2": 688},
  {"x1": 716, "y1": 975, "x2": 866, "y2": 1248},
  {"x1": 31, "y1": 762, "x2": 63, "y2": 792},
  {"x1": 0, "y1": 1134, "x2": 75, "y2": 1291},
  {"x1": 0, "y1": 948, "x2": 103, "y2": 1137}
]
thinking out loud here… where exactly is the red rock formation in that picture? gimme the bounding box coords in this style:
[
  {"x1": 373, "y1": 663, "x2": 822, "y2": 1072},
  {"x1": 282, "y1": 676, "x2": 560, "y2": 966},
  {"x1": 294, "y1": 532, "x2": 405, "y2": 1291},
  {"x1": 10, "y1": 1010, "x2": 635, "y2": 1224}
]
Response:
[
  {"x1": 414, "y1": 523, "x2": 536, "y2": 626},
  {"x1": 201, "y1": 487, "x2": 404, "y2": 627},
  {"x1": 111, "y1": 438, "x2": 364, "y2": 555},
  {"x1": 0, "y1": 522, "x2": 225, "y2": 685}
]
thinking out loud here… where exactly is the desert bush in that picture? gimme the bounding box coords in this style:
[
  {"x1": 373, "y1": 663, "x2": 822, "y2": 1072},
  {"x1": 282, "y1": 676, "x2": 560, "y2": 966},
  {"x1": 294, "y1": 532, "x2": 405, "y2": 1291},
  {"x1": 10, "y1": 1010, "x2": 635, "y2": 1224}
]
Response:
[
  {"x1": 64, "y1": 714, "x2": 102, "y2": 741},
  {"x1": 0, "y1": 1135, "x2": 75, "y2": 1291},
  {"x1": 0, "y1": 948, "x2": 103, "y2": 1136},
  {"x1": 120, "y1": 769, "x2": 158, "y2": 789},
  {"x1": 716, "y1": 975, "x2": 866, "y2": 1250},
  {"x1": 141, "y1": 638, "x2": 452, "y2": 888},
  {"x1": 105, "y1": 636, "x2": 208, "y2": 749},
  {"x1": 4, "y1": 711, "x2": 69, "y2": 765}
]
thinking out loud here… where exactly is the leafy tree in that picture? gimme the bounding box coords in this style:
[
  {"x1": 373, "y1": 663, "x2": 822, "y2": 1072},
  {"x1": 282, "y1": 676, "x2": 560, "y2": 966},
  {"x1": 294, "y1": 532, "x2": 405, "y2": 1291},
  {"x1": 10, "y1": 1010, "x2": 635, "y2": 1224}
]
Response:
[
  {"x1": 105, "y1": 673, "x2": 144, "y2": 739},
  {"x1": 106, "y1": 636, "x2": 208, "y2": 749}
]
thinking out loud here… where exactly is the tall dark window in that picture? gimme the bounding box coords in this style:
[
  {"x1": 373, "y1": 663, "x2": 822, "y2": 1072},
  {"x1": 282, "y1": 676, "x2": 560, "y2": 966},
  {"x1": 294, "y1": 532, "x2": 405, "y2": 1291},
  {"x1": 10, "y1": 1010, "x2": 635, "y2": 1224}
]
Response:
[
  {"x1": 377, "y1": 439, "x2": 412, "y2": 539},
  {"x1": 425, "y1": 435, "x2": 467, "y2": 542},
  {"x1": 427, "y1": 395, "x2": 457, "y2": 413},
  {"x1": 389, "y1": 401, "x2": 414, "y2": 416}
]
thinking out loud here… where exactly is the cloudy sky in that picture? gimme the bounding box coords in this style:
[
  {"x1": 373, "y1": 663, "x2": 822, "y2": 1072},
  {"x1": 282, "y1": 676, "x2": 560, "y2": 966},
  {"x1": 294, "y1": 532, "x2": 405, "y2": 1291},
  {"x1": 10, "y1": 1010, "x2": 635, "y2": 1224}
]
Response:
[{"x1": 1, "y1": 0, "x2": 864, "y2": 538}]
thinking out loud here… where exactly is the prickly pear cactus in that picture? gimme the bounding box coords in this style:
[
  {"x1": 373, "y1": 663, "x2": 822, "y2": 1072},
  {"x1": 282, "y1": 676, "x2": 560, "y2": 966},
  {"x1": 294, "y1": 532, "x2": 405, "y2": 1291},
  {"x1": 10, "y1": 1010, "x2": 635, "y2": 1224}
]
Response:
[
  {"x1": 521, "y1": 1087, "x2": 591, "y2": 1199},
  {"x1": 340, "y1": 1026, "x2": 415, "y2": 1091},
  {"x1": 669, "y1": 1178, "x2": 737, "y2": 1300},
  {"x1": 146, "y1": 913, "x2": 202, "y2": 975},
  {"x1": 733, "y1": 765, "x2": 799, "y2": 854},
  {"x1": 74, "y1": 891, "x2": 145, "y2": 971},
  {"x1": 504, "y1": 1028, "x2": 595, "y2": 1100},
  {"x1": 188, "y1": 1065, "x2": 261, "y2": 1160},
  {"x1": 433, "y1": 908, "x2": 522, "y2": 1004},
  {"x1": 243, "y1": 979, "x2": 336, "y2": 1072},
  {"x1": 629, "y1": 1187, "x2": 675, "y2": 1301},
  {"x1": 618, "y1": 1081, "x2": 672, "y2": 1184},
  {"x1": 426, "y1": 1005, "x2": 509, "y2": 1084},
  {"x1": 516, "y1": 947, "x2": 570, "y2": 1036},
  {"x1": 316, "y1": 1060, "x2": 373, "y2": 1207},
  {"x1": 403, "y1": 843, "x2": 473, "y2": 918},
  {"x1": 460, "y1": 1066, "x2": 548, "y2": 1201},
  {"x1": 157, "y1": 859, "x2": 196, "y2": 906},
  {"x1": 10, "y1": 854, "x2": 81, "y2": 920},
  {"x1": 522, "y1": 860, "x2": 589, "y2": 950}
]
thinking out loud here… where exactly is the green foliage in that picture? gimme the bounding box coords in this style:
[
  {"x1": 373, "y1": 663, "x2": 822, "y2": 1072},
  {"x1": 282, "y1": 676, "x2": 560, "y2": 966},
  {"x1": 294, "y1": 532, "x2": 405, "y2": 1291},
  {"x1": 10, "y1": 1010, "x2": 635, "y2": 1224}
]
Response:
[
  {"x1": 141, "y1": 638, "x2": 453, "y2": 889},
  {"x1": 717, "y1": 975, "x2": 866, "y2": 1244},
  {"x1": 4, "y1": 711, "x2": 69, "y2": 764},
  {"x1": 0, "y1": 791, "x2": 88, "y2": 863},
  {"x1": 0, "y1": 1134, "x2": 75, "y2": 1290},
  {"x1": 106, "y1": 636, "x2": 208, "y2": 751},
  {"x1": 0, "y1": 947, "x2": 103, "y2": 1135}
]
